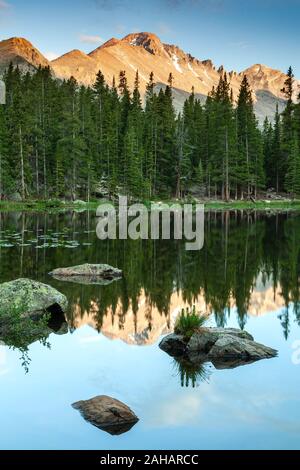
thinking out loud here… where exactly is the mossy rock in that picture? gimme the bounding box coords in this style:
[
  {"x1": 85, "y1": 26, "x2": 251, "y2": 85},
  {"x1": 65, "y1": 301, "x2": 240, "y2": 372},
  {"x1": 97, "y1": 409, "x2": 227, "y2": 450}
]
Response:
[{"x1": 0, "y1": 278, "x2": 68, "y2": 320}]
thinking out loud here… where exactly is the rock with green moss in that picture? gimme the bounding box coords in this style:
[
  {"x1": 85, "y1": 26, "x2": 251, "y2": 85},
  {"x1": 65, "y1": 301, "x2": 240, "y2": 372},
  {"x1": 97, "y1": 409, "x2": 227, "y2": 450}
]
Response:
[
  {"x1": 0, "y1": 278, "x2": 68, "y2": 321},
  {"x1": 49, "y1": 263, "x2": 122, "y2": 285}
]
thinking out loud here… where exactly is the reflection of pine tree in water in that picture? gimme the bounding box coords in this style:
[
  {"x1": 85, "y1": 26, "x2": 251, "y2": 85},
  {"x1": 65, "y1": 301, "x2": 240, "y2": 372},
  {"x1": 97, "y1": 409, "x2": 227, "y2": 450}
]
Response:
[
  {"x1": 0, "y1": 211, "x2": 299, "y2": 339},
  {"x1": 294, "y1": 301, "x2": 300, "y2": 326},
  {"x1": 0, "y1": 303, "x2": 52, "y2": 373},
  {"x1": 173, "y1": 357, "x2": 211, "y2": 388}
]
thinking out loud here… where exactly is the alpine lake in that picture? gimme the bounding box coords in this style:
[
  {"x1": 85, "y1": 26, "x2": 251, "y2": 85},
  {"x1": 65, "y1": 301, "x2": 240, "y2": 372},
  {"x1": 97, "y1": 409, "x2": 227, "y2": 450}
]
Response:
[{"x1": 0, "y1": 208, "x2": 300, "y2": 450}]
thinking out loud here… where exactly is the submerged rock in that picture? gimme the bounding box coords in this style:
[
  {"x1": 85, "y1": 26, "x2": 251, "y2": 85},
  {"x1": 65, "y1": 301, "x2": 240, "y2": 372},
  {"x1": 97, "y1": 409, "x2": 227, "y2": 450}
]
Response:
[
  {"x1": 0, "y1": 278, "x2": 68, "y2": 321},
  {"x1": 49, "y1": 263, "x2": 122, "y2": 285},
  {"x1": 72, "y1": 395, "x2": 138, "y2": 435},
  {"x1": 159, "y1": 327, "x2": 277, "y2": 363}
]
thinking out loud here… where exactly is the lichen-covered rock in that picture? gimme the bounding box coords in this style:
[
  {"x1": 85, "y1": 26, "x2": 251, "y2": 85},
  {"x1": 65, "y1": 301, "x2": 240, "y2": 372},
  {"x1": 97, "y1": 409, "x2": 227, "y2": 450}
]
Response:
[
  {"x1": 159, "y1": 327, "x2": 277, "y2": 362},
  {"x1": 0, "y1": 278, "x2": 68, "y2": 320},
  {"x1": 72, "y1": 395, "x2": 138, "y2": 435},
  {"x1": 49, "y1": 263, "x2": 122, "y2": 285}
]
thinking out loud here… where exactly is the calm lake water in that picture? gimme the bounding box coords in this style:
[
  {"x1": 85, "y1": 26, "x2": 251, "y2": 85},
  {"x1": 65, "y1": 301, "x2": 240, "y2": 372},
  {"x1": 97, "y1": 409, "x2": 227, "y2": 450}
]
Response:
[{"x1": 0, "y1": 209, "x2": 300, "y2": 450}]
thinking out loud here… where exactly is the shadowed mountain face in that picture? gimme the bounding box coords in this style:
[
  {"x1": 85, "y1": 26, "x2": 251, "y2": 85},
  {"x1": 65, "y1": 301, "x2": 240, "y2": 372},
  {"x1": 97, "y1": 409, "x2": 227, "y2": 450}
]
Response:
[{"x1": 0, "y1": 32, "x2": 298, "y2": 122}]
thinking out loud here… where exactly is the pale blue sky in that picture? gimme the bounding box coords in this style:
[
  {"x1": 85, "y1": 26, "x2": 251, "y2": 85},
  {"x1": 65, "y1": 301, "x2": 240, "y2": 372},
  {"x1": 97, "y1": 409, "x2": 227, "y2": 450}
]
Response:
[{"x1": 1, "y1": 0, "x2": 300, "y2": 76}]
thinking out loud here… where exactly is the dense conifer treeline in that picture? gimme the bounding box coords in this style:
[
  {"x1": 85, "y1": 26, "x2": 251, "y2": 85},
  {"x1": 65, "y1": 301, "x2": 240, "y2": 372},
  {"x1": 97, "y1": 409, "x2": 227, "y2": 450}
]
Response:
[{"x1": 0, "y1": 64, "x2": 299, "y2": 200}]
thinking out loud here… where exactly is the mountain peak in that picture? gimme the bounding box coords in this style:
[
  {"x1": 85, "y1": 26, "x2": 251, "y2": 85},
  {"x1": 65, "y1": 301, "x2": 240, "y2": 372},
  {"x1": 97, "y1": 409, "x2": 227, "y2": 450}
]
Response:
[
  {"x1": 201, "y1": 59, "x2": 214, "y2": 69},
  {"x1": 88, "y1": 37, "x2": 121, "y2": 58},
  {"x1": 99, "y1": 37, "x2": 120, "y2": 49},
  {"x1": 122, "y1": 32, "x2": 165, "y2": 55},
  {"x1": 53, "y1": 49, "x2": 90, "y2": 62},
  {"x1": 0, "y1": 36, "x2": 45, "y2": 56},
  {"x1": 0, "y1": 36, "x2": 50, "y2": 71},
  {"x1": 1, "y1": 37, "x2": 34, "y2": 48},
  {"x1": 1, "y1": 32, "x2": 296, "y2": 124}
]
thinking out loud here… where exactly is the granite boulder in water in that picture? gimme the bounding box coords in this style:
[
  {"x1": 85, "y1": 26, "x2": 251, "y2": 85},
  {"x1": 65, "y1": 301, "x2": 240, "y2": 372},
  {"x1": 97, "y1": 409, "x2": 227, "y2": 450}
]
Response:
[
  {"x1": 49, "y1": 263, "x2": 122, "y2": 285},
  {"x1": 160, "y1": 327, "x2": 277, "y2": 365},
  {"x1": 72, "y1": 395, "x2": 138, "y2": 435}
]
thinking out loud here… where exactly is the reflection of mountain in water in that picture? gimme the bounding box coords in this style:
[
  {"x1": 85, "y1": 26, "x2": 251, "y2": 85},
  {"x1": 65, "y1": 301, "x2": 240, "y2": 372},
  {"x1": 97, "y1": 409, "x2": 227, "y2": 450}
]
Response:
[
  {"x1": 1, "y1": 210, "x2": 300, "y2": 342},
  {"x1": 70, "y1": 284, "x2": 287, "y2": 346}
]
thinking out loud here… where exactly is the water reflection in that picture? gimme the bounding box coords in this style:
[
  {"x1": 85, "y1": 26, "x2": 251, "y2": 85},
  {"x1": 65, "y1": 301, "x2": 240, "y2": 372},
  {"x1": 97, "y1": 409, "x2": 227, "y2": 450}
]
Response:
[
  {"x1": 0, "y1": 309, "x2": 67, "y2": 372},
  {"x1": 69, "y1": 285, "x2": 291, "y2": 345},
  {"x1": 171, "y1": 345, "x2": 277, "y2": 388},
  {"x1": 173, "y1": 356, "x2": 212, "y2": 388},
  {"x1": 0, "y1": 210, "x2": 299, "y2": 359}
]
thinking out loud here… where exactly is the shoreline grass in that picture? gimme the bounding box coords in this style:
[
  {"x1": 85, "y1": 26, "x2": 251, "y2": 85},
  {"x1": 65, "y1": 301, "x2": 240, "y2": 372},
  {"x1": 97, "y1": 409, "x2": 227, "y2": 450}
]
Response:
[
  {"x1": 1, "y1": 198, "x2": 300, "y2": 213},
  {"x1": 0, "y1": 200, "x2": 100, "y2": 213}
]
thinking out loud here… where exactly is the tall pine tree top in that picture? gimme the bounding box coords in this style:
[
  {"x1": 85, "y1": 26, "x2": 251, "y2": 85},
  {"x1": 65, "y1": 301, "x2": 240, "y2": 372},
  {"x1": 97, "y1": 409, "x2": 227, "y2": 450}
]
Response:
[{"x1": 281, "y1": 66, "x2": 294, "y2": 105}]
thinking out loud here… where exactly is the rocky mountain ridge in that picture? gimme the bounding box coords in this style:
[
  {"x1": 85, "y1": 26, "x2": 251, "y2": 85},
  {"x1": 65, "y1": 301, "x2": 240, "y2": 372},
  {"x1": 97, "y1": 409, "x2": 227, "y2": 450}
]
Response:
[{"x1": 0, "y1": 32, "x2": 297, "y2": 121}]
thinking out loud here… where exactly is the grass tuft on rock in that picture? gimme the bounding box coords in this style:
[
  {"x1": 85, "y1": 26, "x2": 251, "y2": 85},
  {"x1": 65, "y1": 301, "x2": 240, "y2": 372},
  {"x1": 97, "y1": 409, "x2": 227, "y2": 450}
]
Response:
[{"x1": 174, "y1": 306, "x2": 207, "y2": 339}]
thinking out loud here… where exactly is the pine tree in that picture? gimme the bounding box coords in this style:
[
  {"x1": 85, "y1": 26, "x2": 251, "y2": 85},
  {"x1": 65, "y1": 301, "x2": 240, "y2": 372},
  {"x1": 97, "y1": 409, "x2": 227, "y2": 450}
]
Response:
[
  {"x1": 93, "y1": 70, "x2": 107, "y2": 183},
  {"x1": 175, "y1": 112, "x2": 192, "y2": 197},
  {"x1": 281, "y1": 66, "x2": 294, "y2": 105},
  {"x1": 0, "y1": 101, "x2": 8, "y2": 197},
  {"x1": 285, "y1": 133, "x2": 300, "y2": 196},
  {"x1": 263, "y1": 117, "x2": 274, "y2": 189},
  {"x1": 0, "y1": 62, "x2": 298, "y2": 203},
  {"x1": 205, "y1": 73, "x2": 237, "y2": 199},
  {"x1": 118, "y1": 70, "x2": 131, "y2": 191},
  {"x1": 272, "y1": 105, "x2": 282, "y2": 192},
  {"x1": 155, "y1": 74, "x2": 176, "y2": 195},
  {"x1": 79, "y1": 85, "x2": 96, "y2": 202},
  {"x1": 236, "y1": 75, "x2": 264, "y2": 198},
  {"x1": 124, "y1": 70, "x2": 144, "y2": 198},
  {"x1": 106, "y1": 79, "x2": 120, "y2": 195},
  {"x1": 281, "y1": 66, "x2": 295, "y2": 185},
  {"x1": 55, "y1": 77, "x2": 85, "y2": 199},
  {"x1": 31, "y1": 66, "x2": 58, "y2": 199},
  {"x1": 144, "y1": 72, "x2": 158, "y2": 197},
  {"x1": 4, "y1": 66, "x2": 34, "y2": 199}
]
